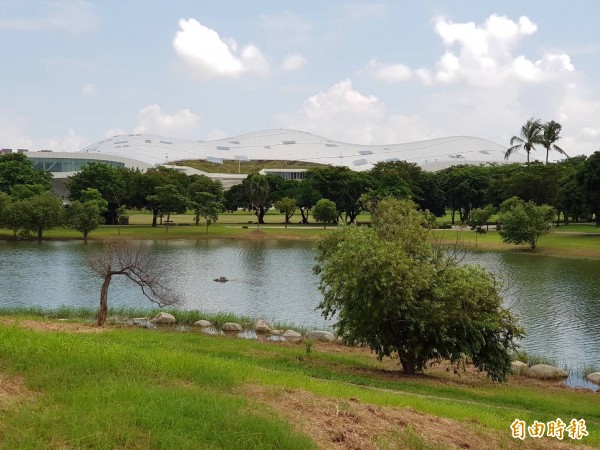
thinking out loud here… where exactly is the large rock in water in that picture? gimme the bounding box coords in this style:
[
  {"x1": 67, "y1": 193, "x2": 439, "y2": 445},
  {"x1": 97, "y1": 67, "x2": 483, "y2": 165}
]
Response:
[
  {"x1": 306, "y1": 330, "x2": 335, "y2": 342},
  {"x1": 221, "y1": 322, "x2": 243, "y2": 331},
  {"x1": 151, "y1": 312, "x2": 176, "y2": 324},
  {"x1": 587, "y1": 372, "x2": 600, "y2": 385},
  {"x1": 526, "y1": 364, "x2": 568, "y2": 379},
  {"x1": 255, "y1": 320, "x2": 272, "y2": 333},
  {"x1": 193, "y1": 320, "x2": 212, "y2": 328},
  {"x1": 511, "y1": 361, "x2": 528, "y2": 375},
  {"x1": 283, "y1": 330, "x2": 302, "y2": 341}
]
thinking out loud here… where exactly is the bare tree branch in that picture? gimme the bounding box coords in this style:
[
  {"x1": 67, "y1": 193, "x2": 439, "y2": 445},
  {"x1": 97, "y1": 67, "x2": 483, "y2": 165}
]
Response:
[{"x1": 87, "y1": 239, "x2": 182, "y2": 326}]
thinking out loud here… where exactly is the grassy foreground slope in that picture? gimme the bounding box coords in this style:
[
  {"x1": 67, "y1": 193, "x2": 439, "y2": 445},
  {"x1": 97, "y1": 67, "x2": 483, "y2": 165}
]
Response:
[{"x1": 0, "y1": 317, "x2": 598, "y2": 449}]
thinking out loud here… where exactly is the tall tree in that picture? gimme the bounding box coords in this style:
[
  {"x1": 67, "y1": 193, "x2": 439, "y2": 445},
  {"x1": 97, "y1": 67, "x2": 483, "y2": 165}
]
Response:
[
  {"x1": 67, "y1": 162, "x2": 125, "y2": 225},
  {"x1": 498, "y1": 197, "x2": 555, "y2": 250},
  {"x1": 247, "y1": 174, "x2": 270, "y2": 228},
  {"x1": 146, "y1": 184, "x2": 189, "y2": 232},
  {"x1": 312, "y1": 199, "x2": 337, "y2": 229},
  {"x1": 505, "y1": 118, "x2": 543, "y2": 164},
  {"x1": 20, "y1": 192, "x2": 65, "y2": 239},
  {"x1": 274, "y1": 197, "x2": 297, "y2": 228},
  {"x1": 541, "y1": 120, "x2": 568, "y2": 164},
  {"x1": 314, "y1": 198, "x2": 523, "y2": 381},
  {"x1": 0, "y1": 153, "x2": 52, "y2": 193},
  {"x1": 191, "y1": 191, "x2": 221, "y2": 231}
]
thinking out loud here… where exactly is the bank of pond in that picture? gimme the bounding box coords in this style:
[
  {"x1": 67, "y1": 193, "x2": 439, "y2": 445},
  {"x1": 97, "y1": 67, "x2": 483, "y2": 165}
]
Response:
[{"x1": 0, "y1": 239, "x2": 598, "y2": 375}]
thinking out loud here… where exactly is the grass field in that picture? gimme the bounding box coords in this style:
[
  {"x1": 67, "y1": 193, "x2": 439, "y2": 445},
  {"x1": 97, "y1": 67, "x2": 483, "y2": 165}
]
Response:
[
  {"x1": 1, "y1": 211, "x2": 599, "y2": 258},
  {"x1": 0, "y1": 314, "x2": 598, "y2": 449}
]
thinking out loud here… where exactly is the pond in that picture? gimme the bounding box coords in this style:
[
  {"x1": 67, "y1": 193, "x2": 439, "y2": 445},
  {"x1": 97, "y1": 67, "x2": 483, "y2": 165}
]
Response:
[{"x1": 0, "y1": 239, "x2": 599, "y2": 370}]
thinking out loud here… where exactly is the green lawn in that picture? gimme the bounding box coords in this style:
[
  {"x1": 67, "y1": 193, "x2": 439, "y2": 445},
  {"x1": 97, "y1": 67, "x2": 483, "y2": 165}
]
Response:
[{"x1": 0, "y1": 315, "x2": 598, "y2": 448}]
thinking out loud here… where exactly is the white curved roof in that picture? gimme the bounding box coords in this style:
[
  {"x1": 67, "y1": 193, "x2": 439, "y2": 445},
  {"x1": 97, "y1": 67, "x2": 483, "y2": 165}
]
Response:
[{"x1": 80, "y1": 129, "x2": 526, "y2": 171}]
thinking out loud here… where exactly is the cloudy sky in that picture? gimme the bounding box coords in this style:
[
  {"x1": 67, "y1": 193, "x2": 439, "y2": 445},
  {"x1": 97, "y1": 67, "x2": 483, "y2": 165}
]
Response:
[{"x1": 1, "y1": 0, "x2": 600, "y2": 158}]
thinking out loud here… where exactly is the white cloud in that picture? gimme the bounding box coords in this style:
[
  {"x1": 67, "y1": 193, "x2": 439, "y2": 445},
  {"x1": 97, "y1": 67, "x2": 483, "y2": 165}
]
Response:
[
  {"x1": 367, "y1": 14, "x2": 575, "y2": 87},
  {"x1": 0, "y1": 1, "x2": 100, "y2": 33},
  {"x1": 132, "y1": 104, "x2": 200, "y2": 137},
  {"x1": 364, "y1": 59, "x2": 412, "y2": 82},
  {"x1": 275, "y1": 79, "x2": 432, "y2": 144},
  {"x1": 173, "y1": 18, "x2": 269, "y2": 79},
  {"x1": 281, "y1": 53, "x2": 307, "y2": 71},
  {"x1": 39, "y1": 129, "x2": 90, "y2": 151}
]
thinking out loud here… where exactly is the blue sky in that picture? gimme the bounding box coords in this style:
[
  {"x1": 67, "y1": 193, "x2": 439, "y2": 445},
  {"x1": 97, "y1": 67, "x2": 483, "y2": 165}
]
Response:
[{"x1": 1, "y1": 0, "x2": 600, "y2": 159}]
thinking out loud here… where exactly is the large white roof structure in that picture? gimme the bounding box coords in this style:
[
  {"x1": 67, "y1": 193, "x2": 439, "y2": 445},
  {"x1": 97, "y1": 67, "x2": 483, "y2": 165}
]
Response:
[{"x1": 80, "y1": 129, "x2": 525, "y2": 171}]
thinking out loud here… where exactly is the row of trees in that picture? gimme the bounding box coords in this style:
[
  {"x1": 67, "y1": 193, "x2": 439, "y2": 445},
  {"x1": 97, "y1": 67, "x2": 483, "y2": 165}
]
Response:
[{"x1": 3, "y1": 147, "x2": 600, "y2": 231}]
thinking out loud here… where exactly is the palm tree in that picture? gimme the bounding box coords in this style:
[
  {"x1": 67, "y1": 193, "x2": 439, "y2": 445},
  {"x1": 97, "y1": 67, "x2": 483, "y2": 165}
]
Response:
[
  {"x1": 541, "y1": 120, "x2": 568, "y2": 164},
  {"x1": 505, "y1": 118, "x2": 543, "y2": 164},
  {"x1": 248, "y1": 174, "x2": 270, "y2": 229}
]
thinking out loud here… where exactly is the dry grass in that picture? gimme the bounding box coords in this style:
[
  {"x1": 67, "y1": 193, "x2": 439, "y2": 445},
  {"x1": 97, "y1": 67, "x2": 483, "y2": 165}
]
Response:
[
  {"x1": 245, "y1": 385, "x2": 592, "y2": 450},
  {"x1": 0, "y1": 317, "x2": 105, "y2": 333}
]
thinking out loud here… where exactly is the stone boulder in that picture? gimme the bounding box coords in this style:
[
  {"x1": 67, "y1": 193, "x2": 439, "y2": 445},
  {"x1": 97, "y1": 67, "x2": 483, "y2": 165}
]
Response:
[
  {"x1": 269, "y1": 329, "x2": 283, "y2": 336},
  {"x1": 306, "y1": 330, "x2": 335, "y2": 342},
  {"x1": 586, "y1": 372, "x2": 600, "y2": 385},
  {"x1": 283, "y1": 330, "x2": 302, "y2": 341},
  {"x1": 221, "y1": 322, "x2": 243, "y2": 332},
  {"x1": 151, "y1": 312, "x2": 176, "y2": 324},
  {"x1": 511, "y1": 361, "x2": 528, "y2": 375},
  {"x1": 255, "y1": 320, "x2": 272, "y2": 333},
  {"x1": 193, "y1": 320, "x2": 212, "y2": 328},
  {"x1": 526, "y1": 364, "x2": 568, "y2": 379}
]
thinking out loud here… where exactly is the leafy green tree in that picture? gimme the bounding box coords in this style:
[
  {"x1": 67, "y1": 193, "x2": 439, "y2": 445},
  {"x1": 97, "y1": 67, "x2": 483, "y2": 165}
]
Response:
[
  {"x1": 1, "y1": 199, "x2": 26, "y2": 237},
  {"x1": 248, "y1": 174, "x2": 270, "y2": 228},
  {"x1": 306, "y1": 167, "x2": 372, "y2": 223},
  {"x1": 66, "y1": 200, "x2": 105, "y2": 240},
  {"x1": 468, "y1": 205, "x2": 495, "y2": 247},
  {"x1": 439, "y1": 165, "x2": 490, "y2": 224},
  {"x1": 292, "y1": 179, "x2": 321, "y2": 224},
  {"x1": 0, "y1": 153, "x2": 52, "y2": 193},
  {"x1": 541, "y1": 120, "x2": 567, "y2": 165},
  {"x1": 314, "y1": 198, "x2": 523, "y2": 381},
  {"x1": 579, "y1": 151, "x2": 600, "y2": 226},
  {"x1": 20, "y1": 192, "x2": 65, "y2": 239},
  {"x1": 369, "y1": 160, "x2": 445, "y2": 216},
  {"x1": 498, "y1": 197, "x2": 555, "y2": 249},
  {"x1": 274, "y1": 197, "x2": 297, "y2": 228},
  {"x1": 312, "y1": 199, "x2": 337, "y2": 229},
  {"x1": 10, "y1": 184, "x2": 46, "y2": 199},
  {"x1": 505, "y1": 118, "x2": 543, "y2": 164},
  {"x1": 67, "y1": 162, "x2": 125, "y2": 225},
  {"x1": 146, "y1": 184, "x2": 189, "y2": 232},
  {"x1": 191, "y1": 191, "x2": 221, "y2": 231}
]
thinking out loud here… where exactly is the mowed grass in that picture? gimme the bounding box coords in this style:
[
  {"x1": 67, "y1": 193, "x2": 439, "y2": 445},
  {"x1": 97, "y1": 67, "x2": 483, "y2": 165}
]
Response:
[
  {"x1": 1, "y1": 211, "x2": 599, "y2": 258},
  {"x1": 0, "y1": 319, "x2": 598, "y2": 448}
]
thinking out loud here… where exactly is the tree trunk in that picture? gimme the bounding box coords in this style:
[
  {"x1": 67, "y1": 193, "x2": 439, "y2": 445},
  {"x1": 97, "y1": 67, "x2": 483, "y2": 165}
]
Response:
[
  {"x1": 152, "y1": 209, "x2": 158, "y2": 227},
  {"x1": 451, "y1": 209, "x2": 455, "y2": 225},
  {"x1": 195, "y1": 213, "x2": 200, "y2": 226},
  {"x1": 97, "y1": 273, "x2": 112, "y2": 326},
  {"x1": 166, "y1": 211, "x2": 171, "y2": 233},
  {"x1": 300, "y1": 208, "x2": 309, "y2": 224},
  {"x1": 258, "y1": 207, "x2": 266, "y2": 224},
  {"x1": 400, "y1": 357, "x2": 416, "y2": 375},
  {"x1": 206, "y1": 220, "x2": 209, "y2": 233}
]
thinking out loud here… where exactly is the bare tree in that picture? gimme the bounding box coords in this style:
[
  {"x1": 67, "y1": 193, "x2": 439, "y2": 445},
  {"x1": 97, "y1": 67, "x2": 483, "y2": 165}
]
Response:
[{"x1": 87, "y1": 240, "x2": 181, "y2": 326}]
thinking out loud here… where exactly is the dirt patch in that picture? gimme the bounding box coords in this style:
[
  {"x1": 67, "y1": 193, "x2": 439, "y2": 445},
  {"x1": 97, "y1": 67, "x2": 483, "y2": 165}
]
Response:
[
  {"x1": 0, "y1": 318, "x2": 105, "y2": 333},
  {"x1": 0, "y1": 373, "x2": 34, "y2": 410},
  {"x1": 309, "y1": 341, "x2": 594, "y2": 393},
  {"x1": 245, "y1": 385, "x2": 593, "y2": 450}
]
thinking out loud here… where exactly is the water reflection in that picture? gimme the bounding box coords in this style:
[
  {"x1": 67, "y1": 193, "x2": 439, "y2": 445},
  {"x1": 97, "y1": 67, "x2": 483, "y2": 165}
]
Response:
[{"x1": 0, "y1": 240, "x2": 598, "y2": 368}]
